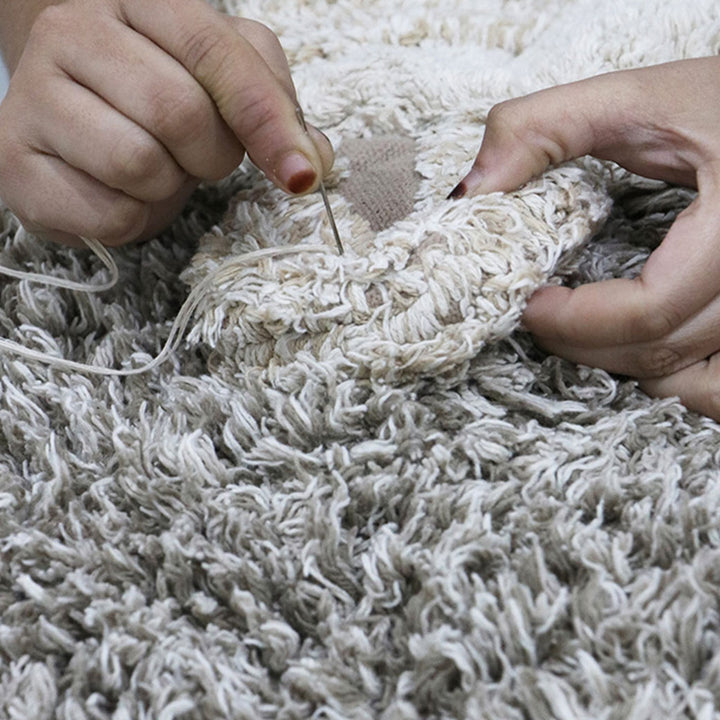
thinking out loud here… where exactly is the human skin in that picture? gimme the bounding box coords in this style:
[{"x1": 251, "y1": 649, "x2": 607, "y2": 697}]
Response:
[
  {"x1": 0, "y1": 0, "x2": 334, "y2": 247},
  {"x1": 450, "y1": 57, "x2": 720, "y2": 420}
]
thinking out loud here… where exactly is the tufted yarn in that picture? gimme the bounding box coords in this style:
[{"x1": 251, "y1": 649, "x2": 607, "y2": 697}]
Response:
[
  {"x1": 183, "y1": 156, "x2": 611, "y2": 385},
  {"x1": 2, "y1": 2, "x2": 720, "y2": 719}
]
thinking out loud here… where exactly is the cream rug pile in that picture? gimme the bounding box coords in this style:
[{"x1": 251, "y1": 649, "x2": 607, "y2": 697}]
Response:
[{"x1": 2, "y1": 1, "x2": 720, "y2": 718}]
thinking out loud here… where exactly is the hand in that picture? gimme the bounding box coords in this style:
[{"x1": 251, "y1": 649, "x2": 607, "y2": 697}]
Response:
[
  {"x1": 0, "y1": 0, "x2": 333, "y2": 247},
  {"x1": 450, "y1": 57, "x2": 720, "y2": 420}
]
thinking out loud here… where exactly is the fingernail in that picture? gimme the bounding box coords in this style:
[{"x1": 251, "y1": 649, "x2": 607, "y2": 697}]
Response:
[
  {"x1": 279, "y1": 152, "x2": 317, "y2": 194},
  {"x1": 447, "y1": 181, "x2": 467, "y2": 200},
  {"x1": 448, "y1": 168, "x2": 487, "y2": 200}
]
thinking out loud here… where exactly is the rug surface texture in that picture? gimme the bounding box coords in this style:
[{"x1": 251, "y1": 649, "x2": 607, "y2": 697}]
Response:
[{"x1": 2, "y1": 1, "x2": 720, "y2": 718}]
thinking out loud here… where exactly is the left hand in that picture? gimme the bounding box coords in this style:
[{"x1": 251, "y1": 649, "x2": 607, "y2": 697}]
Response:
[
  {"x1": 0, "y1": 0, "x2": 334, "y2": 247},
  {"x1": 449, "y1": 57, "x2": 720, "y2": 420}
]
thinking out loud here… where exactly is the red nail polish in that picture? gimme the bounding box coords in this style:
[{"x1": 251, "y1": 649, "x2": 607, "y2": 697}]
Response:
[
  {"x1": 279, "y1": 151, "x2": 317, "y2": 194},
  {"x1": 287, "y1": 168, "x2": 317, "y2": 194},
  {"x1": 447, "y1": 181, "x2": 467, "y2": 200}
]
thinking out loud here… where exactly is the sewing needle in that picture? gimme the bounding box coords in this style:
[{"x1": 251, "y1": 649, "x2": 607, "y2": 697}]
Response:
[{"x1": 295, "y1": 107, "x2": 344, "y2": 255}]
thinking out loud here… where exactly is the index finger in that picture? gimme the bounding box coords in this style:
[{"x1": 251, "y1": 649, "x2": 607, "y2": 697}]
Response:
[
  {"x1": 450, "y1": 60, "x2": 712, "y2": 200},
  {"x1": 120, "y1": 0, "x2": 323, "y2": 194}
]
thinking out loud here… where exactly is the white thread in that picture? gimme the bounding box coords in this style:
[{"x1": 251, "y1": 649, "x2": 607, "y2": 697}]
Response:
[
  {"x1": 0, "y1": 235, "x2": 118, "y2": 292},
  {"x1": 0, "y1": 237, "x2": 328, "y2": 376}
]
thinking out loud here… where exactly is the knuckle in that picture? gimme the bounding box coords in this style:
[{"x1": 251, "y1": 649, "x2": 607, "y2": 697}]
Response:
[
  {"x1": 29, "y1": 5, "x2": 68, "y2": 42},
  {"x1": 150, "y1": 85, "x2": 210, "y2": 148},
  {"x1": 108, "y1": 134, "x2": 165, "y2": 188},
  {"x1": 487, "y1": 99, "x2": 525, "y2": 135},
  {"x1": 203, "y1": 146, "x2": 245, "y2": 182},
  {"x1": 232, "y1": 18, "x2": 296, "y2": 98},
  {"x1": 180, "y1": 23, "x2": 224, "y2": 76},
  {"x1": 486, "y1": 97, "x2": 569, "y2": 165},
  {"x1": 94, "y1": 198, "x2": 149, "y2": 245},
  {"x1": 233, "y1": 89, "x2": 279, "y2": 142},
  {"x1": 631, "y1": 303, "x2": 683, "y2": 342},
  {"x1": 620, "y1": 278, "x2": 685, "y2": 343},
  {"x1": 27, "y1": 5, "x2": 84, "y2": 57},
  {"x1": 635, "y1": 344, "x2": 685, "y2": 378}
]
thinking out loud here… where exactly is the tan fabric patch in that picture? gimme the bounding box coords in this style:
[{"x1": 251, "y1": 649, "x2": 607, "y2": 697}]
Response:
[{"x1": 337, "y1": 135, "x2": 421, "y2": 231}]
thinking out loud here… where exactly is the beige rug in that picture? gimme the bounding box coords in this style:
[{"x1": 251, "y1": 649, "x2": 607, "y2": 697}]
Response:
[{"x1": 2, "y1": 1, "x2": 720, "y2": 718}]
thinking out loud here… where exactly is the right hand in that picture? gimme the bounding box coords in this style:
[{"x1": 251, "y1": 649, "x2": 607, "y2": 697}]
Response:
[
  {"x1": 449, "y1": 57, "x2": 720, "y2": 419},
  {"x1": 0, "y1": 0, "x2": 333, "y2": 246}
]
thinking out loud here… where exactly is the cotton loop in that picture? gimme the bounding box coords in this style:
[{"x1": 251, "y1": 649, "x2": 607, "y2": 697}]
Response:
[{"x1": 0, "y1": 237, "x2": 329, "y2": 376}]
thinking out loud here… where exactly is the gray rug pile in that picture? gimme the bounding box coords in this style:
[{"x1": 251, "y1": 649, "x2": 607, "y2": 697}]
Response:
[{"x1": 2, "y1": 1, "x2": 720, "y2": 718}]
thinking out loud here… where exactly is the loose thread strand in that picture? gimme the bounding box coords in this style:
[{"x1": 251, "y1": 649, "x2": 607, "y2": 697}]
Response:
[{"x1": 0, "y1": 236, "x2": 328, "y2": 376}]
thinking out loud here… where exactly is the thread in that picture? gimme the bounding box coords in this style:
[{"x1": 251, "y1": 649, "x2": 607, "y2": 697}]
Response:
[
  {"x1": 0, "y1": 235, "x2": 118, "y2": 292},
  {"x1": 0, "y1": 236, "x2": 328, "y2": 376}
]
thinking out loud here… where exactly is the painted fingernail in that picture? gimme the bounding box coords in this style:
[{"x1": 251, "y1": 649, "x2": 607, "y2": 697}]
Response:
[
  {"x1": 279, "y1": 152, "x2": 317, "y2": 194},
  {"x1": 447, "y1": 181, "x2": 467, "y2": 200}
]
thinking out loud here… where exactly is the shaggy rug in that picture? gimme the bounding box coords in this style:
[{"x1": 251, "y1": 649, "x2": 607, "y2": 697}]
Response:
[{"x1": 2, "y1": 0, "x2": 720, "y2": 718}]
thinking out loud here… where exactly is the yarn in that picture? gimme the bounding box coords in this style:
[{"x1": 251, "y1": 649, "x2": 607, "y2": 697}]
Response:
[
  {"x1": 183, "y1": 155, "x2": 613, "y2": 386},
  {"x1": 0, "y1": 233, "x2": 117, "y2": 293},
  {"x1": 0, "y1": 233, "x2": 329, "y2": 376}
]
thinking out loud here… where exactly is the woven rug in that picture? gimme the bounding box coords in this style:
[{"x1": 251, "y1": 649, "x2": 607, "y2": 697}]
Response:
[{"x1": 2, "y1": 1, "x2": 720, "y2": 718}]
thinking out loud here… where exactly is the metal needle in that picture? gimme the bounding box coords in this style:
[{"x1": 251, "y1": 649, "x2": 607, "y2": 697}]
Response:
[{"x1": 295, "y1": 107, "x2": 344, "y2": 255}]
